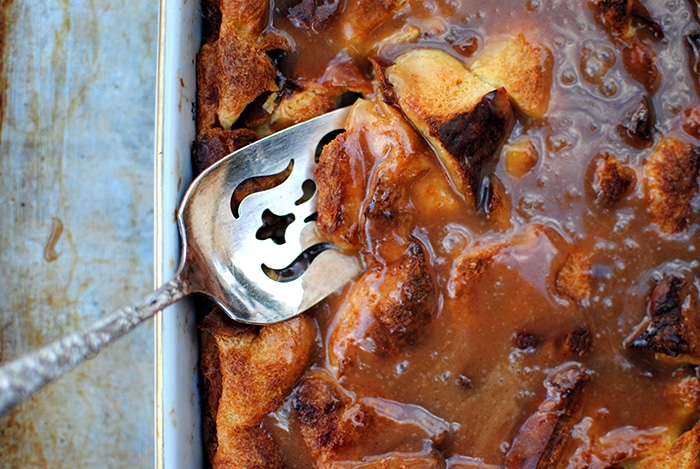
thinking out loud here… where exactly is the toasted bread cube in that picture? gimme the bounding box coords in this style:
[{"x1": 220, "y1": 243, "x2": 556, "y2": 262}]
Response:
[
  {"x1": 555, "y1": 252, "x2": 592, "y2": 303},
  {"x1": 384, "y1": 48, "x2": 513, "y2": 202},
  {"x1": 219, "y1": 0, "x2": 270, "y2": 39},
  {"x1": 625, "y1": 274, "x2": 700, "y2": 363},
  {"x1": 200, "y1": 310, "x2": 315, "y2": 468},
  {"x1": 505, "y1": 364, "x2": 589, "y2": 468},
  {"x1": 342, "y1": 0, "x2": 408, "y2": 41},
  {"x1": 214, "y1": 24, "x2": 279, "y2": 129},
  {"x1": 470, "y1": 34, "x2": 553, "y2": 119},
  {"x1": 637, "y1": 422, "x2": 700, "y2": 469},
  {"x1": 644, "y1": 137, "x2": 700, "y2": 234},
  {"x1": 590, "y1": 152, "x2": 636, "y2": 207}
]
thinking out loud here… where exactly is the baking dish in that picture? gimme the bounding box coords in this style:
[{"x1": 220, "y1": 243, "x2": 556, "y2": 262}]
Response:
[
  {"x1": 152, "y1": 1, "x2": 700, "y2": 467},
  {"x1": 154, "y1": 0, "x2": 203, "y2": 467}
]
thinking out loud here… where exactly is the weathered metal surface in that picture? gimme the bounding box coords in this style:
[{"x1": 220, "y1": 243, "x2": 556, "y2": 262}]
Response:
[{"x1": 0, "y1": 0, "x2": 157, "y2": 466}]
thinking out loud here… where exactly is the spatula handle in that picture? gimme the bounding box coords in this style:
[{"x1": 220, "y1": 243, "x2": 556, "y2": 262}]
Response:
[{"x1": 0, "y1": 276, "x2": 190, "y2": 417}]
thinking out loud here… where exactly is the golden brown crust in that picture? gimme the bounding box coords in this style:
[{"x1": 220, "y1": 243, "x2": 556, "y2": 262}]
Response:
[
  {"x1": 294, "y1": 374, "x2": 356, "y2": 462},
  {"x1": 200, "y1": 309, "x2": 315, "y2": 467},
  {"x1": 196, "y1": 42, "x2": 221, "y2": 133},
  {"x1": 212, "y1": 426, "x2": 284, "y2": 469},
  {"x1": 470, "y1": 34, "x2": 553, "y2": 119},
  {"x1": 219, "y1": 0, "x2": 270, "y2": 39},
  {"x1": 196, "y1": 0, "x2": 285, "y2": 133},
  {"x1": 315, "y1": 100, "x2": 383, "y2": 251},
  {"x1": 192, "y1": 127, "x2": 259, "y2": 173},
  {"x1": 330, "y1": 240, "x2": 437, "y2": 365},
  {"x1": 637, "y1": 422, "x2": 700, "y2": 469},
  {"x1": 315, "y1": 134, "x2": 364, "y2": 250},
  {"x1": 294, "y1": 374, "x2": 449, "y2": 467},
  {"x1": 214, "y1": 24, "x2": 279, "y2": 129},
  {"x1": 448, "y1": 243, "x2": 505, "y2": 298},
  {"x1": 625, "y1": 274, "x2": 700, "y2": 362},
  {"x1": 644, "y1": 137, "x2": 700, "y2": 234},
  {"x1": 505, "y1": 363, "x2": 589, "y2": 469},
  {"x1": 383, "y1": 48, "x2": 514, "y2": 204},
  {"x1": 269, "y1": 84, "x2": 336, "y2": 130},
  {"x1": 590, "y1": 152, "x2": 637, "y2": 207},
  {"x1": 555, "y1": 252, "x2": 592, "y2": 304},
  {"x1": 342, "y1": 0, "x2": 408, "y2": 41}
]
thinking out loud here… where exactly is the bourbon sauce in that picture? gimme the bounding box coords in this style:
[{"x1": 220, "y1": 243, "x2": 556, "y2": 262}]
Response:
[{"x1": 259, "y1": 0, "x2": 700, "y2": 465}]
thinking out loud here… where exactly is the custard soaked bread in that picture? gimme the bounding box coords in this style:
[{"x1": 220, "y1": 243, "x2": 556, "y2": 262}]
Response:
[{"x1": 194, "y1": 0, "x2": 700, "y2": 467}]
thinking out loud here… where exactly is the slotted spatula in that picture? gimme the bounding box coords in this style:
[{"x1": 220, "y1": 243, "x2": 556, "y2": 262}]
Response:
[{"x1": 0, "y1": 106, "x2": 360, "y2": 416}]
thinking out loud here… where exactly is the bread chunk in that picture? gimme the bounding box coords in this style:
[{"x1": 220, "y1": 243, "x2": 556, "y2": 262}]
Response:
[
  {"x1": 637, "y1": 422, "x2": 700, "y2": 469},
  {"x1": 625, "y1": 274, "x2": 700, "y2": 362},
  {"x1": 191, "y1": 127, "x2": 259, "y2": 173},
  {"x1": 268, "y1": 83, "x2": 336, "y2": 130},
  {"x1": 295, "y1": 375, "x2": 354, "y2": 463},
  {"x1": 329, "y1": 240, "x2": 437, "y2": 366},
  {"x1": 316, "y1": 99, "x2": 459, "y2": 259},
  {"x1": 505, "y1": 363, "x2": 589, "y2": 468},
  {"x1": 196, "y1": 42, "x2": 221, "y2": 132},
  {"x1": 590, "y1": 152, "x2": 637, "y2": 207},
  {"x1": 567, "y1": 423, "x2": 673, "y2": 468},
  {"x1": 504, "y1": 139, "x2": 539, "y2": 178},
  {"x1": 470, "y1": 34, "x2": 553, "y2": 119},
  {"x1": 315, "y1": 100, "x2": 402, "y2": 251},
  {"x1": 382, "y1": 48, "x2": 514, "y2": 203},
  {"x1": 448, "y1": 243, "x2": 505, "y2": 298},
  {"x1": 644, "y1": 137, "x2": 700, "y2": 234},
  {"x1": 214, "y1": 24, "x2": 279, "y2": 129},
  {"x1": 200, "y1": 310, "x2": 315, "y2": 467},
  {"x1": 295, "y1": 374, "x2": 445, "y2": 468},
  {"x1": 342, "y1": 0, "x2": 408, "y2": 41},
  {"x1": 195, "y1": 0, "x2": 282, "y2": 131},
  {"x1": 555, "y1": 252, "x2": 592, "y2": 304},
  {"x1": 618, "y1": 95, "x2": 655, "y2": 148},
  {"x1": 589, "y1": 0, "x2": 663, "y2": 92},
  {"x1": 219, "y1": 0, "x2": 270, "y2": 39},
  {"x1": 287, "y1": 0, "x2": 340, "y2": 30},
  {"x1": 212, "y1": 426, "x2": 284, "y2": 469},
  {"x1": 589, "y1": 0, "x2": 663, "y2": 40}
]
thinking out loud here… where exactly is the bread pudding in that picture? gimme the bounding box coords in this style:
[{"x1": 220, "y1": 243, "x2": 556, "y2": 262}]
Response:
[{"x1": 193, "y1": 0, "x2": 700, "y2": 467}]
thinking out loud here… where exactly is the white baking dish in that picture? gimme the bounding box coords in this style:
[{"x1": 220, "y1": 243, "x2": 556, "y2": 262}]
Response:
[{"x1": 154, "y1": 0, "x2": 203, "y2": 467}]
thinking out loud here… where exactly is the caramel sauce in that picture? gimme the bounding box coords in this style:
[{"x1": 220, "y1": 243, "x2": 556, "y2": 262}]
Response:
[
  {"x1": 43, "y1": 217, "x2": 63, "y2": 262},
  {"x1": 258, "y1": 0, "x2": 700, "y2": 465}
]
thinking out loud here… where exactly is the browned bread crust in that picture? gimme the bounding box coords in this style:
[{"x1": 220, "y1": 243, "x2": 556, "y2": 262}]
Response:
[
  {"x1": 200, "y1": 309, "x2": 315, "y2": 468},
  {"x1": 589, "y1": 152, "x2": 637, "y2": 207},
  {"x1": 644, "y1": 137, "x2": 700, "y2": 234},
  {"x1": 381, "y1": 48, "x2": 514, "y2": 203},
  {"x1": 470, "y1": 34, "x2": 553, "y2": 119},
  {"x1": 637, "y1": 422, "x2": 700, "y2": 469}
]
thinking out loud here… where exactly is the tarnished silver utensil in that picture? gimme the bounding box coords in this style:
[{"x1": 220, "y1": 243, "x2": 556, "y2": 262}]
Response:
[{"x1": 0, "y1": 106, "x2": 360, "y2": 416}]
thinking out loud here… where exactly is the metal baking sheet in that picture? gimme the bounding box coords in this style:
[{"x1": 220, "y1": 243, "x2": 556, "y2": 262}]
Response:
[{"x1": 0, "y1": 0, "x2": 158, "y2": 466}]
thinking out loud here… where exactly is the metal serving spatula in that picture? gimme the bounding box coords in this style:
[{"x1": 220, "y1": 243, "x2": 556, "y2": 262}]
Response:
[{"x1": 0, "y1": 106, "x2": 360, "y2": 416}]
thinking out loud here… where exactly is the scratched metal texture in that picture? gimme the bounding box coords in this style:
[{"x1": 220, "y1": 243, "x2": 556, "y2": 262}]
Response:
[{"x1": 0, "y1": 0, "x2": 157, "y2": 467}]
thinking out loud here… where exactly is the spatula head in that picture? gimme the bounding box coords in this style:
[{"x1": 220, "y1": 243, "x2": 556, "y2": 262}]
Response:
[{"x1": 177, "y1": 107, "x2": 361, "y2": 324}]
